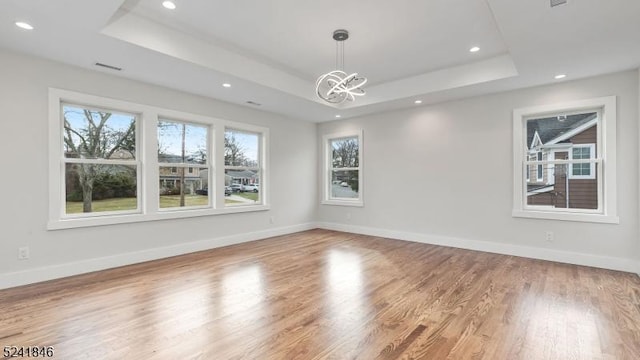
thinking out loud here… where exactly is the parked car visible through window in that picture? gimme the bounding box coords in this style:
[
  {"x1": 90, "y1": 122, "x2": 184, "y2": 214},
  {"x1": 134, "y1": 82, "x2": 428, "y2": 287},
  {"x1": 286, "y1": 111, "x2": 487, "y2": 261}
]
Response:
[{"x1": 243, "y1": 184, "x2": 259, "y2": 192}]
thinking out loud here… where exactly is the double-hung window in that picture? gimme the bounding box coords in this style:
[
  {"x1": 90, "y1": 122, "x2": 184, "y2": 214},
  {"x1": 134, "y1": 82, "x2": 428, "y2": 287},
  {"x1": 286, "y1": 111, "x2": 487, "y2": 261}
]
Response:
[
  {"x1": 61, "y1": 103, "x2": 139, "y2": 216},
  {"x1": 158, "y1": 119, "x2": 210, "y2": 209},
  {"x1": 512, "y1": 96, "x2": 617, "y2": 223},
  {"x1": 322, "y1": 131, "x2": 363, "y2": 206}
]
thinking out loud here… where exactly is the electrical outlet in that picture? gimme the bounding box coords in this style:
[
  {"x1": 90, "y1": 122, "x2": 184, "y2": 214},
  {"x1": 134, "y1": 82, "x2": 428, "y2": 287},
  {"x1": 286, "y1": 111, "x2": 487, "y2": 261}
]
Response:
[
  {"x1": 18, "y1": 246, "x2": 30, "y2": 260},
  {"x1": 269, "y1": 216, "x2": 275, "y2": 224},
  {"x1": 346, "y1": 212, "x2": 351, "y2": 220},
  {"x1": 545, "y1": 231, "x2": 554, "y2": 242}
]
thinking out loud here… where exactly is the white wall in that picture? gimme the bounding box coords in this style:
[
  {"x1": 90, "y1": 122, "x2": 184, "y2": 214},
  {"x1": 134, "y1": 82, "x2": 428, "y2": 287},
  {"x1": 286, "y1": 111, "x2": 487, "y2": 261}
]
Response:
[
  {"x1": 1, "y1": 48, "x2": 637, "y2": 288},
  {"x1": 0, "y1": 50, "x2": 317, "y2": 287},
  {"x1": 317, "y1": 70, "x2": 640, "y2": 272}
]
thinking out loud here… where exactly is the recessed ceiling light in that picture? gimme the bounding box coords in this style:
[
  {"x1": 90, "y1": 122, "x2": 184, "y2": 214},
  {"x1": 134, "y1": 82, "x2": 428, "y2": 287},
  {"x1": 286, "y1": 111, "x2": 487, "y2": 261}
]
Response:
[
  {"x1": 335, "y1": 115, "x2": 341, "y2": 118},
  {"x1": 414, "y1": 100, "x2": 423, "y2": 104},
  {"x1": 162, "y1": 1, "x2": 176, "y2": 10},
  {"x1": 15, "y1": 21, "x2": 34, "y2": 30},
  {"x1": 469, "y1": 46, "x2": 480, "y2": 53},
  {"x1": 222, "y1": 83, "x2": 231, "y2": 88},
  {"x1": 554, "y1": 74, "x2": 567, "y2": 79}
]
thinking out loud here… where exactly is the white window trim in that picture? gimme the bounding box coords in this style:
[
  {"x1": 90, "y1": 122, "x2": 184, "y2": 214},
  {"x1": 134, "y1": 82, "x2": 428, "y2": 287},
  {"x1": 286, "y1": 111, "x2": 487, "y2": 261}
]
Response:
[
  {"x1": 48, "y1": 88, "x2": 269, "y2": 230},
  {"x1": 512, "y1": 96, "x2": 618, "y2": 224},
  {"x1": 569, "y1": 143, "x2": 596, "y2": 179},
  {"x1": 321, "y1": 130, "x2": 363, "y2": 207}
]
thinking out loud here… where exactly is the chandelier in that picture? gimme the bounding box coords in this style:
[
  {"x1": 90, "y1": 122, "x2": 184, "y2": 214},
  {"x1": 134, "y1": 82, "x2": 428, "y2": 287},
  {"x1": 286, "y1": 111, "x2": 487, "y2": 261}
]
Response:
[{"x1": 316, "y1": 29, "x2": 367, "y2": 104}]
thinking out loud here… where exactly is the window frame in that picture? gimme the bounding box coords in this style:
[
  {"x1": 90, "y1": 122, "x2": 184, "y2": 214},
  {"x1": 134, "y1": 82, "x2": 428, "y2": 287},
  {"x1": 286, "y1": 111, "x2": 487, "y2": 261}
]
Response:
[
  {"x1": 512, "y1": 96, "x2": 618, "y2": 224},
  {"x1": 157, "y1": 118, "x2": 212, "y2": 211},
  {"x1": 48, "y1": 88, "x2": 269, "y2": 230},
  {"x1": 321, "y1": 130, "x2": 363, "y2": 207},
  {"x1": 59, "y1": 102, "x2": 142, "y2": 219}
]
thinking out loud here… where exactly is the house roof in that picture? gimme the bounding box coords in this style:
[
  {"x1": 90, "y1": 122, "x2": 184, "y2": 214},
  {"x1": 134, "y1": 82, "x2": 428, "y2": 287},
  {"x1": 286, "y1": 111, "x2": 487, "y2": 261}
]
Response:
[
  {"x1": 526, "y1": 112, "x2": 596, "y2": 150},
  {"x1": 158, "y1": 153, "x2": 205, "y2": 164},
  {"x1": 226, "y1": 170, "x2": 258, "y2": 178},
  {"x1": 527, "y1": 184, "x2": 553, "y2": 192}
]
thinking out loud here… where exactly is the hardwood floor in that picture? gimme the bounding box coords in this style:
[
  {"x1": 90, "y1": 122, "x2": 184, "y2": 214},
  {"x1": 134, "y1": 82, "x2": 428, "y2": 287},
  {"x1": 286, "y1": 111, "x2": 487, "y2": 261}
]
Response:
[{"x1": 1, "y1": 229, "x2": 640, "y2": 359}]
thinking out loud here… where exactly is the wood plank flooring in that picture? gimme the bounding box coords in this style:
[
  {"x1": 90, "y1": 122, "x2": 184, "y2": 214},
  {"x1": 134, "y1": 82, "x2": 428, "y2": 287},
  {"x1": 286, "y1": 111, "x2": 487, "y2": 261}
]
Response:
[{"x1": 1, "y1": 229, "x2": 640, "y2": 359}]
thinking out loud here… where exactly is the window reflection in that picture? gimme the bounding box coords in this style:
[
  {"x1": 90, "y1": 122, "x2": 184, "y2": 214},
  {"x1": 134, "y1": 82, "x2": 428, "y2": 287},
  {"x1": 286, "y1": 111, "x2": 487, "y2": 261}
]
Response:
[
  {"x1": 325, "y1": 250, "x2": 366, "y2": 339},
  {"x1": 221, "y1": 265, "x2": 265, "y2": 319}
]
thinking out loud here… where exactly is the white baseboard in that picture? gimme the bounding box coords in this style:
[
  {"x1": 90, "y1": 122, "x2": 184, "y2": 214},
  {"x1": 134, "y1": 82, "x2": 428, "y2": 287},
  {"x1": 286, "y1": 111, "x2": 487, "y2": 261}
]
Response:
[
  {"x1": 0, "y1": 223, "x2": 316, "y2": 290},
  {"x1": 2, "y1": 222, "x2": 637, "y2": 290},
  {"x1": 316, "y1": 222, "x2": 640, "y2": 274}
]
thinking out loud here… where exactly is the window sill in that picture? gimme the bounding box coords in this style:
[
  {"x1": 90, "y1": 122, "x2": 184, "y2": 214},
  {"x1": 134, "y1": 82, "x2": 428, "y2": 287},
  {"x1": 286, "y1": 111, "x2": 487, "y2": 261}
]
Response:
[
  {"x1": 48, "y1": 205, "x2": 271, "y2": 230},
  {"x1": 321, "y1": 200, "x2": 363, "y2": 207},
  {"x1": 512, "y1": 209, "x2": 619, "y2": 224}
]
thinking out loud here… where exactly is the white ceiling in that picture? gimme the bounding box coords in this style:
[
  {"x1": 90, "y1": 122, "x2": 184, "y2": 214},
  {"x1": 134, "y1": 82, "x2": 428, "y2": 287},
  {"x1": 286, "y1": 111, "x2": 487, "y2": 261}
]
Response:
[{"x1": 1, "y1": 0, "x2": 639, "y2": 122}]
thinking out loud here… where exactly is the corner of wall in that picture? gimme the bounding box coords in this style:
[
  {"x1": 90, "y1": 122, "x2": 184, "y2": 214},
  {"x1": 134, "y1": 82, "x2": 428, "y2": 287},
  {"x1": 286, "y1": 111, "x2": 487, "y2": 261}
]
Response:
[{"x1": 637, "y1": 67, "x2": 640, "y2": 273}]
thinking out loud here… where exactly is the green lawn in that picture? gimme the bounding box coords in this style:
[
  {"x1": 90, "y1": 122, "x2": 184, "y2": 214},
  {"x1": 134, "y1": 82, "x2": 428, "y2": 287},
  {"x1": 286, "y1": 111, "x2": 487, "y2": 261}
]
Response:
[
  {"x1": 159, "y1": 195, "x2": 209, "y2": 208},
  {"x1": 66, "y1": 193, "x2": 256, "y2": 213},
  {"x1": 66, "y1": 197, "x2": 138, "y2": 214},
  {"x1": 236, "y1": 192, "x2": 259, "y2": 201},
  {"x1": 66, "y1": 195, "x2": 210, "y2": 213}
]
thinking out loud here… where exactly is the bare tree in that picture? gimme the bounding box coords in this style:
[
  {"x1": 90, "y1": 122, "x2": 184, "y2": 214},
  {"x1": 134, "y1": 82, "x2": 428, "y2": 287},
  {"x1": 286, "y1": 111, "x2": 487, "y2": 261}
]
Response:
[
  {"x1": 157, "y1": 122, "x2": 188, "y2": 206},
  {"x1": 64, "y1": 109, "x2": 135, "y2": 212},
  {"x1": 225, "y1": 133, "x2": 248, "y2": 166},
  {"x1": 332, "y1": 138, "x2": 359, "y2": 168}
]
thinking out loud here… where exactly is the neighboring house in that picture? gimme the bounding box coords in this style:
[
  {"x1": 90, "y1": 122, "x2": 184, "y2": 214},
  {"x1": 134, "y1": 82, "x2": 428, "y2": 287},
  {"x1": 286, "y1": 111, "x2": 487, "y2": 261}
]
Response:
[
  {"x1": 158, "y1": 154, "x2": 206, "y2": 195},
  {"x1": 65, "y1": 150, "x2": 207, "y2": 195},
  {"x1": 526, "y1": 112, "x2": 598, "y2": 209},
  {"x1": 225, "y1": 170, "x2": 259, "y2": 186}
]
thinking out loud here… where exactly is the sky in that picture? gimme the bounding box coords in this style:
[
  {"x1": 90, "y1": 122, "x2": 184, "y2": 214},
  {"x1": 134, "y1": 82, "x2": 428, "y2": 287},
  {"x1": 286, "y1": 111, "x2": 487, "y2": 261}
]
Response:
[
  {"x1": 226, "y1": 128, "x2": 259, "y2": 164},
  {"x1": 158, "y1": 120, "x2": 208, "y2": 162},
  {"x1": 159, "y1": 122, "x2": 259, "y2": 164},
  {"x1": 63, "y1": 107, "x2": 258, "y2": 163},
  {"x1": 63, "y1": 105, "x2": 135, "y2": 157}
]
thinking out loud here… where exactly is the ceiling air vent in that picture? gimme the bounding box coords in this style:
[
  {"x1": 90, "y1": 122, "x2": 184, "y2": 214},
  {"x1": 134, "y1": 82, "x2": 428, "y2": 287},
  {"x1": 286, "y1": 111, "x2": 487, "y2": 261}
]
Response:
[
  {"x1": 550, "y1": 0, "x2": 567, "y2": 7},
  {"x1": 246, "y1": 101, "x2": 262, "y2": 106},
  {"x1": 95, "y1": 62, "x2": 122, "y2": 71}
]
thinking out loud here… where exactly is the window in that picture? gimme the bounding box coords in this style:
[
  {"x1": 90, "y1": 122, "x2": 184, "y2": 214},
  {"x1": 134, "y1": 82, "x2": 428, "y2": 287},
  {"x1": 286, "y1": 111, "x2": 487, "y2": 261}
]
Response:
[
  {"x1": 49, "y1": 89, "x2": 269, "y2": 229},
  {"x1": 158, "y1": 120, "x2": 209, "y2": 209},
  {"x1": 322, "y1": 131, "x2": 363, "y2": 206},
  {"x1": 526, "y1": 154, "x2": 535, "y2": 182},
  {"x1": 61, "y1": 104, "x2": 139, "y2": 216},
  {"x1": 569, "y1": 144, "x2": 595, "y2": 179},
  {"x1": 536, "y1": 152, "x2": 543, "y2": 181},
  {"x1": 224, "y1": 128, "x2": 263, "y2": 207},
  {"x1": 512, "y1": 96, "x2": 617, "y2": 223}
]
